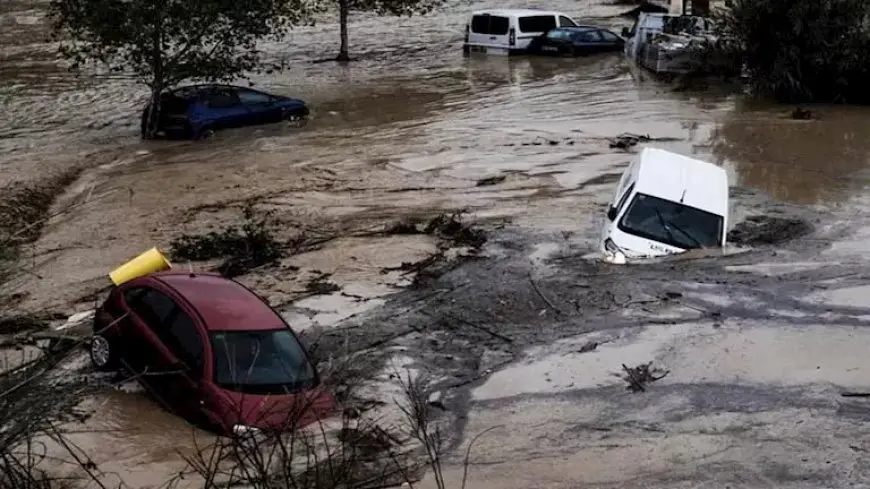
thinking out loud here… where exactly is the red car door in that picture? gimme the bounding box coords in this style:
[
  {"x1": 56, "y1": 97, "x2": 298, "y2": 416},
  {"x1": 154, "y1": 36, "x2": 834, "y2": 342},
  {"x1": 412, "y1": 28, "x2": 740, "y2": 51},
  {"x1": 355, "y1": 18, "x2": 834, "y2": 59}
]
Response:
[
  {"x1": 122, "y1": 286, "x2": 178, "y2": 380},
  {"x1": 157, "y1": 298, "x2": 211, "y2": 422},
  {"x1": 122, "y1": 286, "x2": 201, "y2": 415}
]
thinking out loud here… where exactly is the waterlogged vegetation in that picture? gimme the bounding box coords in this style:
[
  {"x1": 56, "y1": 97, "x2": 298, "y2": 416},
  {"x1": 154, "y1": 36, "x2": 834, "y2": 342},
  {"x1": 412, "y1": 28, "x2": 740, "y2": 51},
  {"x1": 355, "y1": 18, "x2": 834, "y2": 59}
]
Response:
[{"x1": 714, "y1": 0, "x2": 870, "y2": 104}]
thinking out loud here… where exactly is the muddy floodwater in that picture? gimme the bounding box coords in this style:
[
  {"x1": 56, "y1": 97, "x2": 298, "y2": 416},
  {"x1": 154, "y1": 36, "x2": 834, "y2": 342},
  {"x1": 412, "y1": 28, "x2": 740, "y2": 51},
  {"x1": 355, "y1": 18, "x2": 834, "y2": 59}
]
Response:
[{"x1": 6, "y1": 0, "x2": 870, "y2": 487}]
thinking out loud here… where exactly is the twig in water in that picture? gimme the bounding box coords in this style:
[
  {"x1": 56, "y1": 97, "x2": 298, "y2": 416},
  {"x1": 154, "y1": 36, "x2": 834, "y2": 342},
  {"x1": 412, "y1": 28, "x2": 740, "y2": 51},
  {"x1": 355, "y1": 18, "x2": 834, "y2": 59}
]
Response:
[
  {"x1": 461, "y1": 426, "x2": 503, "y2": 489},
  {"x1": 437, "y1": 312, "x2": 513, "y2": 344},
  {"x1": 621, "y1": 362, "x2": 669, "y2": 393},
  {"x1": 622, "y1": 363, "x2": 646, "y2": 392},
  {"x1": 528, "y1": 270, "x2": 565, "y2": 315}
]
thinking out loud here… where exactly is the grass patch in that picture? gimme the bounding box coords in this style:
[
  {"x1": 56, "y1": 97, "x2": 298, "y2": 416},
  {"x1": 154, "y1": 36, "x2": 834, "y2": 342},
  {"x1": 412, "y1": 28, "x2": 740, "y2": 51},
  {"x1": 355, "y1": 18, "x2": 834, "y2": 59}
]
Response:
[{"x1": 170, "y1": 203, "x2": 287, "y2": 278}]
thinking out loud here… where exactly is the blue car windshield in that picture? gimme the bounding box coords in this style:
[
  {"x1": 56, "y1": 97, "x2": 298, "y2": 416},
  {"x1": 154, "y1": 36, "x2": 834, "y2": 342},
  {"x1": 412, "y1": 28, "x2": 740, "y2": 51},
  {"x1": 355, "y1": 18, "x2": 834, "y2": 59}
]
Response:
[
  {"x1": 211, "y1": 329, "x2": 316, "y2": 394},
  {"x1": 617, "y1": 193, "x2": 723, "y2": 249}
]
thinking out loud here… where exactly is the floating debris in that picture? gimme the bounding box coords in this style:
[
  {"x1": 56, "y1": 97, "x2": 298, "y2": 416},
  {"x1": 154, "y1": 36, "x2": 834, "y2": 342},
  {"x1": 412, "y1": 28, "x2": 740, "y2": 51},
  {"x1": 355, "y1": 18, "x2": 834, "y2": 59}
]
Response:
[
  {"x1": 727, "y1": 215, "x2": 812, "y2": 246},
  {"x1": 476, "y1": 175, "x2": 507, "y2": 187},
  {"x1": 621, "y1": 362, "x2": 670, "y2": 392},
  {"x1": 791, "y1": 107, "x2": 814, "y2": 120}
]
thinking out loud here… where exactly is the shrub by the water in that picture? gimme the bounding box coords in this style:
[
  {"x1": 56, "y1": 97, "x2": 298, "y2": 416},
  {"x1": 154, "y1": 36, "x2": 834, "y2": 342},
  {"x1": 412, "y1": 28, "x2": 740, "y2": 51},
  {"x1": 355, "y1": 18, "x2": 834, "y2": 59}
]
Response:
[{"x1": 714, "y1": 0, "x2": 870, "y2": 104}]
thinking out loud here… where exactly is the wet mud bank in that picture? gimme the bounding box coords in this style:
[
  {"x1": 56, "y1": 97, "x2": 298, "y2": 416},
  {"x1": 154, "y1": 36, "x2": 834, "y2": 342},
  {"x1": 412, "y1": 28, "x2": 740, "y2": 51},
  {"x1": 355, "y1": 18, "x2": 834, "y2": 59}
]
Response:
[{"x1": 303, "y1": 190, "x2": 870, "y2": 488}]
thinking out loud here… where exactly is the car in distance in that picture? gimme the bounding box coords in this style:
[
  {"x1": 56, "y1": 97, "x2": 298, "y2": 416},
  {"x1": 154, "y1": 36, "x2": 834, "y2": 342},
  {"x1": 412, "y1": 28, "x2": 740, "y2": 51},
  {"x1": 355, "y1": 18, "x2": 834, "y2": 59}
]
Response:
[
  {"x1": 140, "y1": 84, "x2": 310, "y2": 140},
  {"x1": 90, "y1": 271, "x2": 335, "y2": 435},
  {"x1": 463, "y1": 9, "x2": 583, "y2": 55},
  {"x1": 527, "y1": 26, "x2": 625, "y2": 56}
]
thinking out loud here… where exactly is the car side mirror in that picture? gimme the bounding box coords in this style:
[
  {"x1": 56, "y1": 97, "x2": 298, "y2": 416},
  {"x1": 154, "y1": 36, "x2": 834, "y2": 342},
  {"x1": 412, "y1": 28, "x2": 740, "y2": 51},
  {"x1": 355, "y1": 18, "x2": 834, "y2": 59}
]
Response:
[
  {"x1": 622, "y1": 27, "x2": 630, "y2": 37},
  {"x1": 607, "y1": 206, "x2": 618, "y2": 221}
]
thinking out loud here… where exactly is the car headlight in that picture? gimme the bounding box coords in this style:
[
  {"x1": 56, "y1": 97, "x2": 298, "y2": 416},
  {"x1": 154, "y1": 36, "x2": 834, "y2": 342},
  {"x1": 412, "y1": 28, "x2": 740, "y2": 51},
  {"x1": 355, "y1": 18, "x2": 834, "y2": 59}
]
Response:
[
  {"x1": 233, "y1": 424, "x2": 260, "y2": 436},
  {"x1": 603, "y1": 238, "x2": 627, "y2": 265}
]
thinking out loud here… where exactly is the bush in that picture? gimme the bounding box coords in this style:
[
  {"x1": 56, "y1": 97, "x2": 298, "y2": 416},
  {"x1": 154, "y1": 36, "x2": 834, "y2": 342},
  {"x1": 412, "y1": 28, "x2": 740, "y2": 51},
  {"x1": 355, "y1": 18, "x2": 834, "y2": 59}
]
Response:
[
  {"x1": 170, "y1": 204, "x2": 286, "y2": 277},
  {"x1": 714, "y1": 0, "x2": 870, "y2": 103}
]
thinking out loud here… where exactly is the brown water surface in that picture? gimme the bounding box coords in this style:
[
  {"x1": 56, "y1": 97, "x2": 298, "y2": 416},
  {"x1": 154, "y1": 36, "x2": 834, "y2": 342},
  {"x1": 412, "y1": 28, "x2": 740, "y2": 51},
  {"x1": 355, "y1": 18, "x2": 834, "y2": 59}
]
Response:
[{"x1": 4, "y1": 0, "x2": 870, "y2": 486}]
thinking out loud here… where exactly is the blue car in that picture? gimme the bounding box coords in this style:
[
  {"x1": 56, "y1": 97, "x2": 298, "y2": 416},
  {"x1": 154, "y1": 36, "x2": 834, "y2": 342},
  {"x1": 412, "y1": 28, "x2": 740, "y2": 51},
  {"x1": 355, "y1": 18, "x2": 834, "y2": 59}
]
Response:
[
  {"x1": 141, "y1": 84, "x2": 310, "y2": 140},
  {"x1": 527, "y1": 26, "x2": 625, "y2": 56}
]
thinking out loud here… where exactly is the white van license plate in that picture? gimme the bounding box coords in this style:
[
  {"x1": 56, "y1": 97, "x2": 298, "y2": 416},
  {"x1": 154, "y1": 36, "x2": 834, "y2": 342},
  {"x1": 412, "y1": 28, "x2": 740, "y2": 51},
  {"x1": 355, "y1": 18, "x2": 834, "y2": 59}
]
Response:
[{"x1": 470, "y1": 45, "x2": 487, "y2": 53}]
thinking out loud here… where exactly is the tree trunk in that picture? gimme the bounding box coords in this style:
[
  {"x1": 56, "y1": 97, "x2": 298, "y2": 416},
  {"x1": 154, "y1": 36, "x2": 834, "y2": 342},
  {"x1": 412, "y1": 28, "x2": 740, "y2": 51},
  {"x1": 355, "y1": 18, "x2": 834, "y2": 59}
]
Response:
[
  {"x1": 691, "y1": 0, "x2": 710, "y2": 16},
  {"x1": 143, "y1": 9, "x2": 165, "y2": 140},
  {"x1": 337, "y1": 0, "x2": 350, "y2": 62},
  {"x1": 142, "y1": 86, "x2": 162, "y2": 140}
]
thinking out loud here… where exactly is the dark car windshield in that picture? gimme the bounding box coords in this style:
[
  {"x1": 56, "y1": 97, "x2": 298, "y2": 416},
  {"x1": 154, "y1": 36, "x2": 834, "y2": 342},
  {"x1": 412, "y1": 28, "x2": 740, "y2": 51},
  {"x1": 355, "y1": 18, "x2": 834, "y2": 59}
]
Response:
[
  {"x1": 617, "y1": 192, "x2": 723, "y2": 249},
  {"x1": 211, "y1": 329, "x2": 316, "y2": 395}
]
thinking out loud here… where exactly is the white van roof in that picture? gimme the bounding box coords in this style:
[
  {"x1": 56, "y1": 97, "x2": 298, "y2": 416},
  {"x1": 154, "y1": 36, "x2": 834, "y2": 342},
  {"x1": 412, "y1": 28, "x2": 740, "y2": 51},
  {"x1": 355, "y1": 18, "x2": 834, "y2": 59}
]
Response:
[
  {"x1": 634, "y1": 147, "x2": 728, "y2": 217},
  {"x1": 470, "y1": 9, "x2": 565, "y2": 17}
]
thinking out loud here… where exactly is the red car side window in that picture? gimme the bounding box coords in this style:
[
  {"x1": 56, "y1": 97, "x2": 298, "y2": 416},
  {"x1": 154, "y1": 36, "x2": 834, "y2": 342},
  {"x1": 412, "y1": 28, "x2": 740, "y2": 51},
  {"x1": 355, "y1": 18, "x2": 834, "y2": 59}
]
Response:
[
  {"x1": 127, "y1": 287, "x2": 206, "y2": 376},
  {"x1": 168, "y1": 311, "x2": 205, "y2": 375},
  {"x1": 127, "y1": 288, "x2": 181, "y2": 352},
  {"x1": 134, "y1": 289, "x2": 176, "y2": 324},
  {"x1": 122, "y1": 287, "x2": 147, "y2": 307}
]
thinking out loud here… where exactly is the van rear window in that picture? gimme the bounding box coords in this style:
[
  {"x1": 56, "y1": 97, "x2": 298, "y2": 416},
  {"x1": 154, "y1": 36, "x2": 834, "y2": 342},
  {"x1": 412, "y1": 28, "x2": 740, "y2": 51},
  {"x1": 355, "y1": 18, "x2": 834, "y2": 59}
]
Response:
[
  {"x1": 518, "y1": 15, "x2": 557, "y2": 33},
  {"x1": 471, "y1": 15, "x2": 509, "y2": 35}
]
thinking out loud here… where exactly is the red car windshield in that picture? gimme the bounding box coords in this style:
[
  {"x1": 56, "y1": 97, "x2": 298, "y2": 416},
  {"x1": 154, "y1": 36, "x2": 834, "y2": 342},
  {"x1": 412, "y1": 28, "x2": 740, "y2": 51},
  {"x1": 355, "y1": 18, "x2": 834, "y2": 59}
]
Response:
[{"x1": 210, "y1": 329, "x2": 316, "y2": 394}]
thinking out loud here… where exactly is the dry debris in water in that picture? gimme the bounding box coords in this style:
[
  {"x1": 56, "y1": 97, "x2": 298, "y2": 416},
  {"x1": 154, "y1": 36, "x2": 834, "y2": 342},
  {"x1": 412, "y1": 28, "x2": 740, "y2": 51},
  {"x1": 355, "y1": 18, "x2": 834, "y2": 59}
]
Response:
[
  {"x1": 170, "y1": 203, "x2": 288, "y2": 277},
  {"x1": 384, "y1": 211, "x2": 487, "y2": 249},
  {"x1": 475, "y1": 175, "x2": 506, "y2": 187},
  {"x1": 381, "y1": 212, "x2": 488, "y2": 285},
  {"x1": 727, "y1": 215, "x2": 812, "y2": 246},
  {"x1": 621, "y1": 362, "x2": 670, "y2": 392},
  {"x1": 607, "y1": 132, "x2": 681, "y2": 150},
  {"x1": 305, "y1": 272, "x2": 341, "y2": 295}
]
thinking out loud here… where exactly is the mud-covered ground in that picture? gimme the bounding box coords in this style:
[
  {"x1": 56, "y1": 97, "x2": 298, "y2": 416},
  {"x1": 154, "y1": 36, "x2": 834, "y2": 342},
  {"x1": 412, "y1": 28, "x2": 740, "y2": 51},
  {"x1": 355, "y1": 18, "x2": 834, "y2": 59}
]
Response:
[{"x1": 6, "y1": 0, "x2": 870, "y2": 486}]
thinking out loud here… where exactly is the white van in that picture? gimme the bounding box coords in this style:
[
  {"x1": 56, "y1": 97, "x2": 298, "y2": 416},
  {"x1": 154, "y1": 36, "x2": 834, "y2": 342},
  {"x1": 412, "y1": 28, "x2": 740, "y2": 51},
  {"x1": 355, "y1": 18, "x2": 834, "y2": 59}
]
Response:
[
  {"x1": 463, "y1": 9, "x2": 582, "y2": 56},
  {"x1": 599, "y1": 147, "x2": 728, "y2": 263}
]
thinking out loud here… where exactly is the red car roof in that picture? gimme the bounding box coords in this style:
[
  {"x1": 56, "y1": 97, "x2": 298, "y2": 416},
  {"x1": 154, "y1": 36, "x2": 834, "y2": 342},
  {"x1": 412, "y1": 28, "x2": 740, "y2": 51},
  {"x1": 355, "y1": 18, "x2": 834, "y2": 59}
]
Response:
[{"x1": 154, "y1": 272, "x2": 285, "y2": 332}]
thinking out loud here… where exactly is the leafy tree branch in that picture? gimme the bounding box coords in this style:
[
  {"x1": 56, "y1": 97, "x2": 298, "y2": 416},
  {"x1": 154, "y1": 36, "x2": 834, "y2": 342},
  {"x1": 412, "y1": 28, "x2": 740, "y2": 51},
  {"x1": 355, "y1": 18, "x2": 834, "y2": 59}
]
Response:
[{"x1": 50, "y1": 0, "x2": 320, "y2": 137}]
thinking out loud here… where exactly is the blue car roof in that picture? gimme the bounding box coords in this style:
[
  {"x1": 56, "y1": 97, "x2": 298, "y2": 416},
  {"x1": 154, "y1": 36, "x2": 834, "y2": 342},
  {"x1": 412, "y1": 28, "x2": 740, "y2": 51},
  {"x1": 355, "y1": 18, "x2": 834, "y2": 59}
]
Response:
[{"x1": 168, "y1": 83, "x2": 277, "y2": 95}]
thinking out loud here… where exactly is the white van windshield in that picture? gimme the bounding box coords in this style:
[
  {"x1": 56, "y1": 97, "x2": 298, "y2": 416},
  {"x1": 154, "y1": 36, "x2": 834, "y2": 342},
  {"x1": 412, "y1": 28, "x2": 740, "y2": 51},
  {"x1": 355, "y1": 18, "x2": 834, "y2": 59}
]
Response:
[{"x1": 618, "y1": 193, "x2": 723, "y2": 249}]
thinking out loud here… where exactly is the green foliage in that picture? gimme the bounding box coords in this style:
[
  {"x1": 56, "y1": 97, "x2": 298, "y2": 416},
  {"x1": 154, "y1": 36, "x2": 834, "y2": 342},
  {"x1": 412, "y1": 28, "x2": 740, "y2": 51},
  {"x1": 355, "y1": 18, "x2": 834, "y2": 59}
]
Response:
[
  {"x1": 714, "y1": 0, "x2": 870, "y2": 103},
  {"x1": 49, "y1": 0, "x2": 319, "y2": 90},
  {"x1": 170, "y1": 204, "x2": 285, "y2": 277}
]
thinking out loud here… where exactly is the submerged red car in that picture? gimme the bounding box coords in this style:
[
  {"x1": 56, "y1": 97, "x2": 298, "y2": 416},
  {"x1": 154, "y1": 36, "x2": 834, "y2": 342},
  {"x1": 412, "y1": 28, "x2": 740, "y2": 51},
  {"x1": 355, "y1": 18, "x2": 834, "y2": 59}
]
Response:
[{"x1": 90, "y1": 271, "x2": 335, "y2": 435}]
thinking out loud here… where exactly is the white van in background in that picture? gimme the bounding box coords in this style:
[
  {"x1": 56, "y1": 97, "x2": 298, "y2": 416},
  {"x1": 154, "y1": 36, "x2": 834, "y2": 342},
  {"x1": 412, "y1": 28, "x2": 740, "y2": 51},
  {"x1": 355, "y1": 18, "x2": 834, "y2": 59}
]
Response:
[
  {"x1": 463, "y1": 9, "x2": 582, "y2": 55},
  {"x1": 600, "y1": 147, "x2": 729, "y2": 263}
]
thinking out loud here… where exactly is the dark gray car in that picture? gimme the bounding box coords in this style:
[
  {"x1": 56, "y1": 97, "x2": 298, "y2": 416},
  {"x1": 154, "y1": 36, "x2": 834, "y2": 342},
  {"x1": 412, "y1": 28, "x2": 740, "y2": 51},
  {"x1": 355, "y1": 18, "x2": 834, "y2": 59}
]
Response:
[{"x1": 527, "y1": 26, "x2": 625, "y2": 56}]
